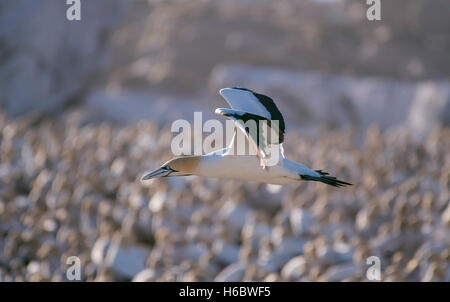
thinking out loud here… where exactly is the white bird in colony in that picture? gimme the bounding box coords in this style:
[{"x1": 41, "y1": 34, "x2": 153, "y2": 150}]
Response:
[{"x1": 142, "y1": 88, "x2": 352, "y2": 187}]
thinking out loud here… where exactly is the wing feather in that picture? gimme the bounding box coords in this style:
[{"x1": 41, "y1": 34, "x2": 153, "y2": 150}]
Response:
[
  {"x1": 219, "y1": 88, "x2": 286, "y2": 139},
  {"x1": 217, "y1": 88, "x2": 286, "y2": 168}
]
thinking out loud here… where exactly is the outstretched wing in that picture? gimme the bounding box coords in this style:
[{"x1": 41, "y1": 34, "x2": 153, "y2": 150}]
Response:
[
  {"x1": 216, "y1": 88, "x2": 286, "y2": 167},
  {"x1": 219, "y1": 88, "x2": 286, "y2": 142}
]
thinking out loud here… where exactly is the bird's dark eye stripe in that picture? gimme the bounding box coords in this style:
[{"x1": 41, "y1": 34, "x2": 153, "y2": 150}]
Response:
[{"x1": 165, "y1": 165, "x2": 178, "y2": 172}]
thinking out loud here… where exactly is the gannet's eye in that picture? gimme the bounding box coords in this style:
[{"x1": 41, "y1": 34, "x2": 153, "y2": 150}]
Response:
[{"x1": 164, "y1": 165, "x2": 171, "y2": 170}]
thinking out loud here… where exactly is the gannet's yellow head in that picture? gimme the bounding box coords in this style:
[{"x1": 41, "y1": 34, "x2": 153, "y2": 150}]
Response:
[{"x1": 141, "y1": 156, "x2": 201, "y2": 180}]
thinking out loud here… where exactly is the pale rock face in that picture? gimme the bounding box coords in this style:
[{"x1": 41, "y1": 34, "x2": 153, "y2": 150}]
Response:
[
  {"x1": 210, "y1": 64, "x2": 450, "y2": 133},
  {"x1": 0, "y1": 0, "x2": 127, "y2": 116},
  {"x1": 407, "y1": 82, "x2": 450, "y2": 142},
  {"x1": 209, "y1": 65, "x2": 414, "y2": 130}
]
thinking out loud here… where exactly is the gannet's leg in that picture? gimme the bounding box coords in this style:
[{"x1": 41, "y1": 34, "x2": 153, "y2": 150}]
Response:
[{"x1": 256, "y1": 153, "x2": 269, "y2": 171}]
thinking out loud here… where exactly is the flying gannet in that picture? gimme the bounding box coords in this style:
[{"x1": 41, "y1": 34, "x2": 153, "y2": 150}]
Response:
[{"x1": 142, "y1": 88, "x2": 352, "y2": 187}]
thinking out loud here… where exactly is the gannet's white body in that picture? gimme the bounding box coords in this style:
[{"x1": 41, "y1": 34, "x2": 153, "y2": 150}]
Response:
[
  {"x1": 194, "y1": 152, "x2": 315, "y2": 185},
  {"x1": 142, "y1": 88, "x2": 351, "y2": 187}
]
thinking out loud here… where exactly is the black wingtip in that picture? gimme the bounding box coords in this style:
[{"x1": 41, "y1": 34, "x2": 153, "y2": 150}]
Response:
[
  {"x1": 302, "y1": 171, "x2": 353, "y2": 188},
  {"x1": 318, "y1": 176, "x2": 353, "y2": 187}
]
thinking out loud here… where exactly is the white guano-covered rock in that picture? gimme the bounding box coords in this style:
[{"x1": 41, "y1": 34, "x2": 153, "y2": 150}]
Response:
[{"x1": 0, "y1": 0, "x2": 127, "y2": 116}]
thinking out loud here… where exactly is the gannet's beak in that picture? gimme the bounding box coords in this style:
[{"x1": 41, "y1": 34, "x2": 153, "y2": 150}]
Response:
[{"x1": 141, "y1": 166, "x2": 173, "y2": 181}]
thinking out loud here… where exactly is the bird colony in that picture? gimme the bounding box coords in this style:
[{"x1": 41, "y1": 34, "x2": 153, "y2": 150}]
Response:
[{"x1": 0, "y1": 110, "x2": 449, "y2": 282}]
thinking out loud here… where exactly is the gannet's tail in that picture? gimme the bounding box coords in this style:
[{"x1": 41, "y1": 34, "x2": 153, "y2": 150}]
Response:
[{"x1": 300, "y1": 170, "x2": 352, "y2": 188}]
